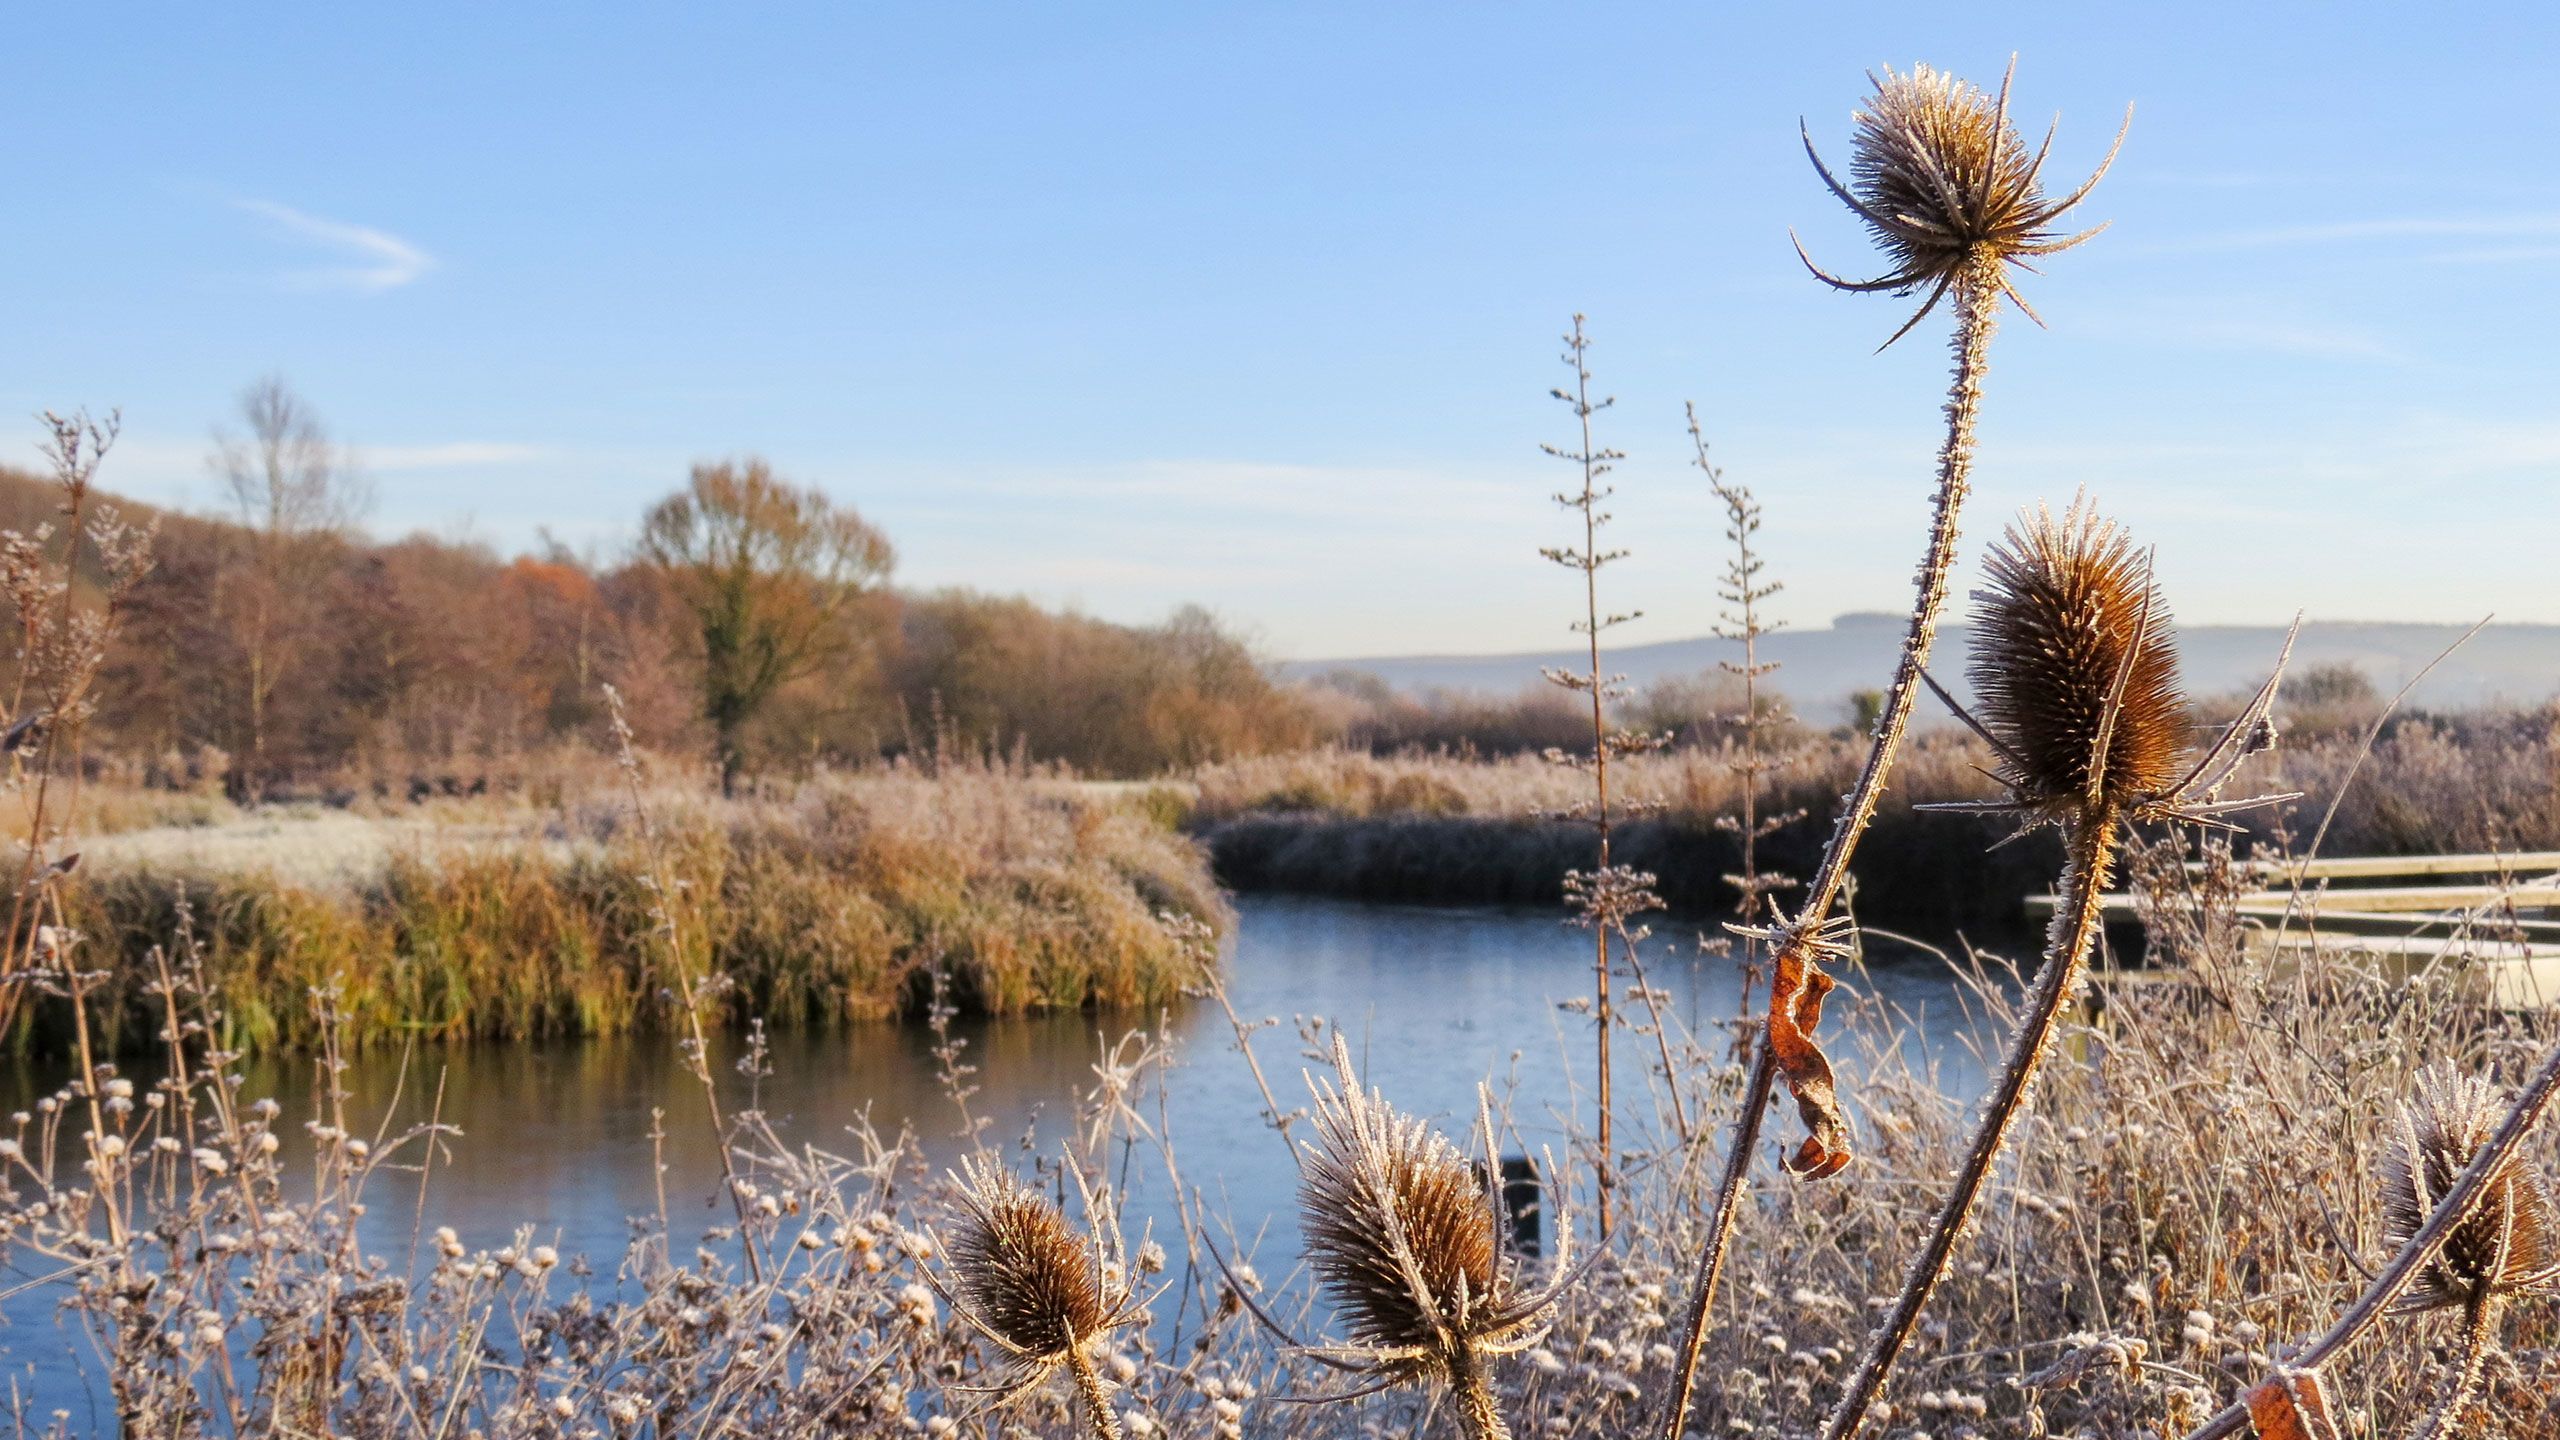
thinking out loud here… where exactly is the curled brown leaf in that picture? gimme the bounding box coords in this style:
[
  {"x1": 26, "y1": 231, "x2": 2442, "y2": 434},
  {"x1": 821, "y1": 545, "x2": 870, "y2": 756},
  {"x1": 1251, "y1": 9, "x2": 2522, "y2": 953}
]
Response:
[
  {"x1": 1767, "y1": 943, "x2": 1850, "y2": 1179},
  {"x1": 2242, "y1": 1367, "x2": 2339, "y2": 1440}
]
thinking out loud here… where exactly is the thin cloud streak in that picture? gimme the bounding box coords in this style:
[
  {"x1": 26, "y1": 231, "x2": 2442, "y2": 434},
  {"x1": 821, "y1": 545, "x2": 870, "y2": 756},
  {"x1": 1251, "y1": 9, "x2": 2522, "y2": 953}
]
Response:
[{"x1": 232, "y1": 198, "x2": 434, "y2": 292}]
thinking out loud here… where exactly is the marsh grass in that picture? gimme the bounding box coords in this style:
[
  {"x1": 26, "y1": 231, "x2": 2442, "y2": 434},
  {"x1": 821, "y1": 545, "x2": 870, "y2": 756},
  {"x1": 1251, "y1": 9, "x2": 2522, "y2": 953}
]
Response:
[{"x1": 40, "y1": 763, "x2": 1230, "y2": 1055}]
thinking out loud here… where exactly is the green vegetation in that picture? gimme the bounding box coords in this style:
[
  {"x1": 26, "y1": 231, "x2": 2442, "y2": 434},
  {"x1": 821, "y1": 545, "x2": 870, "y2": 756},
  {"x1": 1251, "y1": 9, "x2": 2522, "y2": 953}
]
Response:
[{"x1": 48, "y1": 768, "x2": 1227, "y2": 1056}]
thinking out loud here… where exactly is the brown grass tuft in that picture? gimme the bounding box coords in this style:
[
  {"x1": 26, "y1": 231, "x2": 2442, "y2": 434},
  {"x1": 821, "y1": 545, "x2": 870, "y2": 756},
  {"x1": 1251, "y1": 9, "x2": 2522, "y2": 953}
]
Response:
[
  {"x1": 1970, "y1": 499, "x2": 2187, "y2": 817},
  {"x1": 2381, "y1": 1061, "x2": 2560, "y2": 1313}
]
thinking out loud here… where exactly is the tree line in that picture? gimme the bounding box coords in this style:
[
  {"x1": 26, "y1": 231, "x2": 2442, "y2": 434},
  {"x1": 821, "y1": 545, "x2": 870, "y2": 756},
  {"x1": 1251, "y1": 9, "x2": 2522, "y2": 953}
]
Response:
[{"x1": 12, "y1": 378, "x2": 1322, "y2": 794}]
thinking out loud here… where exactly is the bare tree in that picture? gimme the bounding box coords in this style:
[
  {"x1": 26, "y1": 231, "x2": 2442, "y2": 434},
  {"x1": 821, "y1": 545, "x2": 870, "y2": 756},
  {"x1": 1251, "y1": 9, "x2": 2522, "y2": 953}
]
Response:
[
  {"x1": 638, "y1": 458, "x2": 894, "y2": 795},
  {"x1": 211, "y1": 375, "x2": 367, "y2": 793}
]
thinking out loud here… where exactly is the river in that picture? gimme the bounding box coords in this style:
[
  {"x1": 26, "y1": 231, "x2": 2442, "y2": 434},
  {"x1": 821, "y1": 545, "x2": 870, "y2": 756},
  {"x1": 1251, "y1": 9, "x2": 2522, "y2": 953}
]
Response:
[{"x1": 0, "y1": 894, "x2": 2015, "y2": 1421}]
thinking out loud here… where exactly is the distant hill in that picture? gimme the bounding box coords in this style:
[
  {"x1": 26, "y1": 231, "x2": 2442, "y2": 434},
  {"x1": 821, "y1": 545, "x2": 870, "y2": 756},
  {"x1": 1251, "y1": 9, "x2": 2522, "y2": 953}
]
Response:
[{"x1": 1285, "y1": 614, "x2": 2560, "y2": 723}]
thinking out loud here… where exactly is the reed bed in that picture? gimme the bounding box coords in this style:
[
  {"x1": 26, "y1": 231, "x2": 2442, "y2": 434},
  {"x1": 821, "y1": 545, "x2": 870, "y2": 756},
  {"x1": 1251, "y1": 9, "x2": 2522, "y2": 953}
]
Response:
[{"x1": 36, "y1": 764, "x2": 1229, "y2": 1055}]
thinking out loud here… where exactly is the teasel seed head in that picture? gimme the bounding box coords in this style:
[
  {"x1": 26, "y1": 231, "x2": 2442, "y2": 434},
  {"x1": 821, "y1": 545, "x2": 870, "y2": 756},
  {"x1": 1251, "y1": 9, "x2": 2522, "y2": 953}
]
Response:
[
  {"x1": 936, "y1": 1155, "x2": 1139, "y2": 1413},
  {"x1": 2381, "y1": 1062, "x2": 2560, "y2": 1313},
  {"x1": 1291, "y1": 1034, "x2": 1573, "y2": 1420},
  {"x1": 1968, "y1": 499, "x2": 2186, "y2": 821},
  {"x1": 1799, "y1": 59, "x2": 2127, "y2": 345}
]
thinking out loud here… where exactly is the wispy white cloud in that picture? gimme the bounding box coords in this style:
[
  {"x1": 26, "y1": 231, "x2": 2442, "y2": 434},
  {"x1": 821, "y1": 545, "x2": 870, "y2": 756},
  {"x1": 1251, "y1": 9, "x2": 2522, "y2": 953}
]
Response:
[{"x1": 232, "y1": 198, "x2": 434, "y2": 292}]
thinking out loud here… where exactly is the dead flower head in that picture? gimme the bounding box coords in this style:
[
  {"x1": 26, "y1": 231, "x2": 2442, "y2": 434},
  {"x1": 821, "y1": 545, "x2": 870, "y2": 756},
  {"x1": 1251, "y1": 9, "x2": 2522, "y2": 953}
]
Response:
[
  {"x1": 2381, "y1": 1062, "x2": 2560, "y2": 1313},
  {"x1": 1926, "y1": 497, "x2": 2296, "y2": 834},
  {"x1": 933, "y1": 1155, "x2": 1144, "y2": 1420},
  {"x1": 1231, "y1": 1035, "x2": 1575, "y2": 1436},
  {"x1": 1798, "y1": 59, "x2": 2128, "y2": 346}
]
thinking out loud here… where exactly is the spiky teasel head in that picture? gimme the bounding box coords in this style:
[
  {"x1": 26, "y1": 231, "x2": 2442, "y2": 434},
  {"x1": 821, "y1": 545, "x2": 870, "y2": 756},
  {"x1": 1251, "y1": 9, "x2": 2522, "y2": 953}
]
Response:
[
  {"x1": 1799, "y1": 60, "x2": 2127, "y2": 345},
  {"x1": 2380, "y1": 1062, "x2": 2560, "y2": 1313},
  {"x1": 1288, "y1": 1034, "x2": 1574, "y2": 1424},
  {"x1": 1966, "y1": 499, "x2": 2185, "y2": 822},
  {"x1": 934, "y1": 1155, "x2": 1143, "y2": 1414}
]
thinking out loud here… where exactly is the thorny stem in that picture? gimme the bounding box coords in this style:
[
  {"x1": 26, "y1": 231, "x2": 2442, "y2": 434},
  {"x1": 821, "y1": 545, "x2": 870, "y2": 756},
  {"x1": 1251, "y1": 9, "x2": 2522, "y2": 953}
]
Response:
[
  {"x1": 1664, "y1": 253, "x2": 2002, "y2": 1440},
  {"x1": 1066, "y1": 1344, "x2": 1126, "y2": 1440},
  {"x1": 2181, "y1": 1027, "x2": 2560, "y2": 1440},
  {"x1": 1822, "y1": 805, "x2": 2118, "y2": 1439},
  {"x1": 1790, "y1": 254, "x2": 1998, "y2": 983},
  {"x1": 1450, "y1": 1347, "x2": 1513, "y2": 1440},
  {"x1": 1658, "y1": 1020, "x2": 1778, "y2": 1435},
  {"x1": 2410, "y1": 1291, "x2": 2497, "y2": 1440}
]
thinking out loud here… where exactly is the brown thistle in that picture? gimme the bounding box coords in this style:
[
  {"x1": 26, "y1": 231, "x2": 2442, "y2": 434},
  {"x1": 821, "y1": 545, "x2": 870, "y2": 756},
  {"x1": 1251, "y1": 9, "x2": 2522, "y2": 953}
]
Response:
[
  {"x1": 1221, "y1": 1035, "x2": 1578, "y2": 1440},
  {"x1": 1823, "y1": 502, "x2": 2294, "y2": 1440},
  {"x1": 2377, "y1": 1063, "x2": 2560, "y2": 1439},
  {"x1": 933, "y1": 1155, "x2": 1146, "y2": 1440},
  {"x1": 1920, "y1": 499, "x2": 2298, "y2": 835},
  {"x1": 1798, "y1": 59, "x2": 2128, "y2": 348},
  {"x1": 2382, "y1": 1062, "x2": 2560, "y2": 1313}
]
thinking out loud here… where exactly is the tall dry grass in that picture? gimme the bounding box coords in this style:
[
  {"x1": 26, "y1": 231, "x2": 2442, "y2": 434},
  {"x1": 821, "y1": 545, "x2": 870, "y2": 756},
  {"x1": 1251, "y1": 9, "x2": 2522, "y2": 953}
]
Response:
[{"x1": 41, "y1": 762, "x2": 1228, "y2": 1056}]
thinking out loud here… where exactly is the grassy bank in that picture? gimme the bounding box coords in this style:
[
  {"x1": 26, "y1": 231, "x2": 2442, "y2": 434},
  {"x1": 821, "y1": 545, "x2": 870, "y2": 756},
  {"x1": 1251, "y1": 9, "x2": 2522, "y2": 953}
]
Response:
[
  {"x1": 45, "y1": 765, "x2": 1229, "y2": 1055},
  {"x1": 1186, "y1": 716, "x2": 2560, "y2": 923}
]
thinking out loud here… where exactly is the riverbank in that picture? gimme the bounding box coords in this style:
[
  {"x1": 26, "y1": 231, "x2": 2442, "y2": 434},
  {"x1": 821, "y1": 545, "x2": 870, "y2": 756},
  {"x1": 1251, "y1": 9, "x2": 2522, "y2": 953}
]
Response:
[
  {"x1": 1183, "y1": 718, "x2": 2560, "y2": 923},
  {"x1": 43, "y1": 766, "x2": 1228, "y2": 1055}
]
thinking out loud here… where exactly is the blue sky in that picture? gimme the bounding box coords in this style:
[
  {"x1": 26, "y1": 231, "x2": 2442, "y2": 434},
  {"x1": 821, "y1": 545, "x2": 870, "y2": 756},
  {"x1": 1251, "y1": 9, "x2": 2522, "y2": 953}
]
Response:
[{"x1": 10, "y1": 4, "x2": 2560, "y2": 659}]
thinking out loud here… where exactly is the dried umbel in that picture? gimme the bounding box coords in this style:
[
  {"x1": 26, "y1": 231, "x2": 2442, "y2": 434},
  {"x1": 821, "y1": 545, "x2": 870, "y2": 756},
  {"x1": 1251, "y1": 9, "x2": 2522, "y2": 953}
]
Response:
[
  {"x1": 935, "y1": 1155, "x2": 1144, "y2": 1438},
  {"x1": 1800, "y1": 60, "x2": 2126, "y2": 344},
  {"x1": 1274, "y1": 1036, "x2": 1576, "y2": 1440},
  {"x1": 2381, "y1": 1062, "x2": 2560, "y2": 1313}
]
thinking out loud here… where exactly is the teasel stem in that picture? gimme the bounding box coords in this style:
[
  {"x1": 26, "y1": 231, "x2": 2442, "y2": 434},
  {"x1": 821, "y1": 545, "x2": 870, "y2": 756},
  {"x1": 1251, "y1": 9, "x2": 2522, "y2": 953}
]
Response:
[
  {"x1": 1661, "y1": 247, "x2": 2003, "y2": 1440},
  {"x1": 2411, "y1": 1290, "x2": 2498, "y2": 1440},
  {"x1": 1449, "y1": 1347, "x2": 1511, "y2": 1440},
  {"x1": 1822, "y1": 802, "x2": 2118, "y2": 1439},
  {"x1": 2180, "y1": 992, "x2": 2560, "y2": 1438},
  {"x1": 1066, "y1": 1342, "x2": 1126, "y2": 1440},
  {"x1": 1658, "y1": 1024, "x2": 1778, "y2": 1435}
]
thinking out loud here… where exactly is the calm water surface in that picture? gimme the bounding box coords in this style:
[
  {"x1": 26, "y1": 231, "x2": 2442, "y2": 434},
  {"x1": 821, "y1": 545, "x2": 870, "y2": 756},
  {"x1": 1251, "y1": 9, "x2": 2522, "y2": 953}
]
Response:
[{"x1": 0, "y1": 895, "x2": 2015, "y2": 1422}]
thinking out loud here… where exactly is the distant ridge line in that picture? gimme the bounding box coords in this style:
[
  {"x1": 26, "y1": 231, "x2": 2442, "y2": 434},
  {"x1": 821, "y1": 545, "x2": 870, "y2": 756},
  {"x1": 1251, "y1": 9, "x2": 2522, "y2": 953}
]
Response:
[{"x1": 1284, "y1": 616, "x2": 2560, "y2": 721}]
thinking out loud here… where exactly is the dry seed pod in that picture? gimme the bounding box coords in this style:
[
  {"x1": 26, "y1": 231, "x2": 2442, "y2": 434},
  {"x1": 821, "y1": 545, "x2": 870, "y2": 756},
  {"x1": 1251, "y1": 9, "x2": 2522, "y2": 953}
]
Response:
[
  {"x1": 2381, "y1": 1061, "x2": 2560, "y2": 1313},
  {"x1": 1922, "y1": 497, "x2": 2297, "y2": 837},
  {"x1": 1971, "y1": 499, "x2": 2186, "y2": 817},
  {"x1": 1290, "y1": 1034, "x2": 1575, "y2": 1440},
  {"x1": 1801, "y1": 60, "x2": 2126, "y2": 344},
  {"x1": 936, "y1": 1155, "x2": 1142, "y2": 1438}
]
